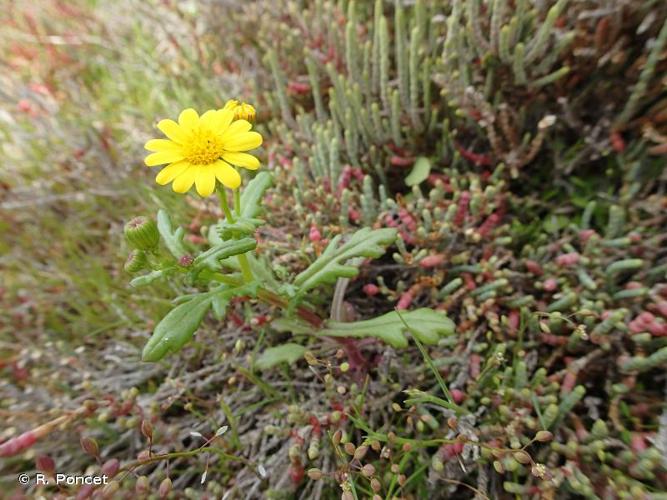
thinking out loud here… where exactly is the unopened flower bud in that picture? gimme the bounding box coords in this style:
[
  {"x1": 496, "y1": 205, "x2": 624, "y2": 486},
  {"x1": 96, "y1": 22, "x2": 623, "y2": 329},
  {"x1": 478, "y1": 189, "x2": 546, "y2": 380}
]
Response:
[
  {"x1": 224, "y1": 99, "x2": 256, "y2": 124},
  {"x1": 124, "y1": 216, "x2": 159, "y2": 251},
  {"x1": 124, "y1": 250, "x2": 148, "y2": 273},
  {"x1": 344, "y1": 442, "x2": 356, "y2": 455},
  {"x1": 178, "y1": 254, "x2": 193, "y2": 267}
]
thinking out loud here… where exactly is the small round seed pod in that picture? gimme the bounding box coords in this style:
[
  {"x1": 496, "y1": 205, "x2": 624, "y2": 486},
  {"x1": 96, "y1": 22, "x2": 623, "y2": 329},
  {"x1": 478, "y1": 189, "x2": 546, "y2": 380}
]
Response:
[
  {"x1": 80, "y1": 437, "x2": 99, "y2": 457},
  {"x1": 307, "y1": 468, "x2": 323, "y2": 480},
  {"x1": 135, "y1": 476, "x2": 150, "y2": 495},
  {"x1": 158, "y1": 477, "x2": 172, "y2": 499}
]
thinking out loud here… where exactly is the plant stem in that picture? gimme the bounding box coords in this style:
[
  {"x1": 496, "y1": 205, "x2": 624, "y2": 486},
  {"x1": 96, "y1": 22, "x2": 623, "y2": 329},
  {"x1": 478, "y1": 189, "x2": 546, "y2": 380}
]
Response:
[
  {"x1": 233, "y1": 188, "x2": 242, "y2": 214},
  {"x1": 217, "y1": 187, "x2": 254, "y2": 283},
  {"x1": 237, "y1": 253, "x2": 254, "y2": 283},
  {"x1": 218, "y1": 187, "x2": 235, "y2": 221}
]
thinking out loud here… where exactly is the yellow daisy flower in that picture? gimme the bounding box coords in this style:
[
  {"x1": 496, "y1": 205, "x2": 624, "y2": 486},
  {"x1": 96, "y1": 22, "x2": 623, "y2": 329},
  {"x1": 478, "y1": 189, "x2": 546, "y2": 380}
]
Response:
[{"x1": 144, "y1": 107, "x2": 263, "y2": 196}]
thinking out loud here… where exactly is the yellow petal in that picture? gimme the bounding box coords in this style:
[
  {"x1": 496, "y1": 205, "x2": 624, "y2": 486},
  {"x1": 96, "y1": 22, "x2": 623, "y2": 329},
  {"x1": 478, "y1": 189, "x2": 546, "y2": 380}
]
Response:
[
  {"x1": 222, "y1": 99, "x2": 238, "y2": 111},
  {"x1": 199, "y1": 110, "x2": 218, "y2": 127},
  {"x1": 221, "y1": 152, "x2": 260, "y2": 170},
  {"x1": 157, "y1": 119, "x2": 188, "y2": 143},
  {"x1": 223, "y1": 131, "x2": 263, "y2": 152},
  {"x1": 202, "y1": 109, "x2": 234, "y2": 134},
  {"x1": 220, "y1": 120, "x2": 252, "y2": 141},
  {"x1": 178, "y1": 108, "x2": 199, "y2": 129},
  {"x1": 156, "y1": 161, "x2": 189, "y2": 185},
  {"x1": 195, "y1": 167, "x2": 217, "y2": 197},
  {"x1": 172, "y1": 166, "x2": 198, "y2": 193},
  {"x1": 145, "y1": 139, "x2": 182, "y2": 152},
  {"x1": 215, "y1": 109, "x2": 235, "y2": 132},
  {"x1": 145, "y1": 151, "x2": 185, "y2": 166},
  {"x1": 212, "y1": 160, "x2": 241, "y2": 189}
]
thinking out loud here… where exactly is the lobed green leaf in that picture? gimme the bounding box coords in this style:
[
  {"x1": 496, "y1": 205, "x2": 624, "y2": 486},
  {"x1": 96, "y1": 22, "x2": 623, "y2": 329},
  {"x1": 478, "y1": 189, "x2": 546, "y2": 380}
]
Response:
[
  {"x1": 142, "y1": 283, "x2": 259, "y2": 362},
  {"x1": 272, "y1": 308, "x2": 455, "y2": 348},
  {"x1": 293, "y1": 227, "x2": 397, "y2": 297},
  {"x1": 156, "y1": 209, "x2": 188, "y2": 259},
  {"x1": 193, "y1": 237, "x2": 257, "y2": 271}
]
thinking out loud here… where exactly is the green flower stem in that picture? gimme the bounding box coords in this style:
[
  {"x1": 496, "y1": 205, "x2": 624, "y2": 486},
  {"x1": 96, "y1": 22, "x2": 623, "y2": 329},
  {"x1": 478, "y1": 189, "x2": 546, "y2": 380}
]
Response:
[
  {"x1": 233, "y1": 188, "x2": 242, "y2": 214},
  {"x1": 217, "y1": 187, "x2": 254, "y2": 283},
  {"x1": 218, "y1": 187, "x2": 235, "y2": 221}
]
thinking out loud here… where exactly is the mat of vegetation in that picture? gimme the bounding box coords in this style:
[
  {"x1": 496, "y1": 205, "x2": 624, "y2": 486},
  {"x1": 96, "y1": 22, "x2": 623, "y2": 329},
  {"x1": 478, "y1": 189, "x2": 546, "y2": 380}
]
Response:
[{"x1": 1, "y1": 0, "x2": 666, "y2": 499}]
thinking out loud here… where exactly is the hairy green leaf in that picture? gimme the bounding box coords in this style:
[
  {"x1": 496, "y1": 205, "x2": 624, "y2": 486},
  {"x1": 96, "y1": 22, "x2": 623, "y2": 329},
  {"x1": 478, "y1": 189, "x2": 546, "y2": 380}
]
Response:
[
  {"x1": 157, "y1": 209, "x2": 188, "y2": 259},
  {"x1": 255, "y1": 343, "x2": 307, "y2": 370},
  {"x1": 293, "y1": 227, "x2": 397, "y2": 296},
  {"x1": 272, "y1": 308, "x2": 455, "y2": 348}
]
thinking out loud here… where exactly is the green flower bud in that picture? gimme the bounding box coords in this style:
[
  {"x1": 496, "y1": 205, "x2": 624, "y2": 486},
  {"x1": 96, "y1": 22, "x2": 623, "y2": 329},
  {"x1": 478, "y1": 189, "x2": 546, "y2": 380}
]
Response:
[
  {"x1": 124, "y1": 216, "x2": 159, "y2": 251},
  {"x1": 124, "y1": 250, "x2": 148, "y2": 273}
]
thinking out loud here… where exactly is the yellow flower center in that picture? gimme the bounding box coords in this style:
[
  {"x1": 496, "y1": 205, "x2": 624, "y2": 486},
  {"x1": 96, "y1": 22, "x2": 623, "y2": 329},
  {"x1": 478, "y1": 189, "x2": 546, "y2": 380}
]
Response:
[{"x1": 183, "y1": 127, "x2": 224, "y2": 165}]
